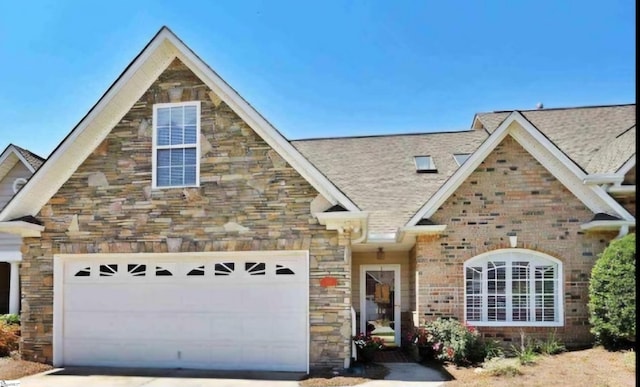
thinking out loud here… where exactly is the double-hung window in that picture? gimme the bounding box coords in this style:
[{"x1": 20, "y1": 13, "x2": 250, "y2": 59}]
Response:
[
  {"x1": 152, "y1": 102, "x2": 200, "y2": 188},
  {"x1": 464, "y1": 249, "x2": 563, "y2": 327}
]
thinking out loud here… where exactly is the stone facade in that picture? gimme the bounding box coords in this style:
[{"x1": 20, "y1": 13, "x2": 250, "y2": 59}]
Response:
[
  {"x1": 19, "y1": 58, "x2": 351, "y2": 369},
  {"x1": 415, "y1": 136, "x2": 617, "y2": 347}
]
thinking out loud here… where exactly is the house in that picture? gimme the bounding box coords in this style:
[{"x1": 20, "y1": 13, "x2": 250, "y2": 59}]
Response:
[
  {"x1": 0, "y1": 144, "x2": 44, "y2": 314},
  {"x1": 0, "y1": 27, "x2": 634, "y2": 372}
]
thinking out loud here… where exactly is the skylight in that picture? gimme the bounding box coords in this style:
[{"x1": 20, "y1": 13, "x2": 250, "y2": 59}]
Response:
[
  {"x1": 414, "y1": 156, "x2": 437, "y2": 173},
  {"x1": 453, "y1": 153, "x2": 471, "y2": 166}
]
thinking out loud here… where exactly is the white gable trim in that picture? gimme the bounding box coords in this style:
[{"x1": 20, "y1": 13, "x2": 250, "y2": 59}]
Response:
[
  {"x1": 616, "y1": 154, "x2": 636, "y2": 177},
  {"x1": 0, "y1": 145, "x2": 38, "y2": 183},
  {"x1": 407, "y1": 112, "x2": 635, "y2": 226},
  {"x1": 0, "y1": 27, "x2": 358, "y2": 222}
]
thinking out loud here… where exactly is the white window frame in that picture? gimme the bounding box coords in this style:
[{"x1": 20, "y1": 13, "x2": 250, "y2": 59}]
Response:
[
  {"x1": 463, "y1": 248, "x2": 564, "y2": 327},
  {"x1": 152, "y1": 101, "x2": 201, "y2": 189}
]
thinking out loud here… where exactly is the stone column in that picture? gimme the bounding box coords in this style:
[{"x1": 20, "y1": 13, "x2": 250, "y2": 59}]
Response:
[{"x1": 9, "y1": 261, "x2": 19, "y2": 314}]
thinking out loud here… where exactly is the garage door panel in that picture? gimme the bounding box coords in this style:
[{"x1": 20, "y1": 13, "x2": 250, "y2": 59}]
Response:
[{"x1": 60, "y1": 253, "x2": 308, "y2": 372}]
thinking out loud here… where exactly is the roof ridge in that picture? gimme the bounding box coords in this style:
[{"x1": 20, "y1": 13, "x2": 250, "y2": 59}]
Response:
[
  {"x1": 478, "y1": 103, "x2": 635, "y2": 115},
  {"x1": 291, "y1": 129, "x2": 476, "y2": 142}
]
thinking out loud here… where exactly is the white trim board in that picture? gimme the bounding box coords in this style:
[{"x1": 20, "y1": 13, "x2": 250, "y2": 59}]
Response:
[
  {"x1": 0, "y1": 26, "x2": 359, "y2": 222},
  {"x1": 407, "y1": 112, "x2": 635, "y2": 226}
]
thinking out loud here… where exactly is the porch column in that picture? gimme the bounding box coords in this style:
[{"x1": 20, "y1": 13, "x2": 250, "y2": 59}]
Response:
[{"x1": 9, "y1": 261, "x2": 19, "y2": 314}]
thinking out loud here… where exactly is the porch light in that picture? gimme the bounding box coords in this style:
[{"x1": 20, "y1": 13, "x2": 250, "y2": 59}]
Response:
[{"x1": 376, "y1": 247, "x2": 385, "y2": 260}]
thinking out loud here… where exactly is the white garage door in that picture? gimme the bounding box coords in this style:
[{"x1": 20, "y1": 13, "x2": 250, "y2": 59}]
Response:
[{"x1": 56, "y1": 251, "x2": 308, "y2": 372}]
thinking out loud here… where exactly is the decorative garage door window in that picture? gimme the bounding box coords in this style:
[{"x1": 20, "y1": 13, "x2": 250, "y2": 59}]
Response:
[
  {"x1": 463, "y1": 249, "x2": 563, "y2": 327},
  {"x1": 71, "y1": 260, "x2": 296, "y2": 279}
]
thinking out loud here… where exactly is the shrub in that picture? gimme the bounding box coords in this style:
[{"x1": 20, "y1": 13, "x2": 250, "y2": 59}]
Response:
[
  {"x1": 410, "y1": 318, "x2": 483, "y2": 365},
  {"x1": 0, "y1": 321, "x2": 20, "y2": 357},
  {"x1": 0, "y1": 314, "x2": 20, "y2": 325},
  {"x1": 588, "y1": 233, "x2": 636, "y2": 349}
]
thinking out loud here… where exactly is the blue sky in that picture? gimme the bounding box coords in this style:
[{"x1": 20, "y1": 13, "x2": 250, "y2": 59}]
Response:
[{"x1": 0, "y1": 0, "x2": 635, "y2": 158}]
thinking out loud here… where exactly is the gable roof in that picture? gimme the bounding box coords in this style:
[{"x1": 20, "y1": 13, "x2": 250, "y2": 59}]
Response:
[
  {"x1": 474, "y1": 104, "x2": 636, "y2": 175},
  {"x1": 293, "y1": 130, "x2": 488, "y2": 234},
  {"x1": 407, "y1": 111, "x2": 635, "y2": 227},
  {"x1": 0, "y1": 144, "x2": 44, "y2": 182},
  {"x1": 0, "y1": 26, "x2": 359, "y2": 222}
]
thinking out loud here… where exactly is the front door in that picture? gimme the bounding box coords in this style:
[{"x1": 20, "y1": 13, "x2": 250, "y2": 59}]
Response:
[{"x1": 360, "y1": 264, "x2": 401, "y2": 346}]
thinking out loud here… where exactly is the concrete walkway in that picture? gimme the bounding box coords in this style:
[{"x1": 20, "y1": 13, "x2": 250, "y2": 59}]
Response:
[
  {"x1": 16, "y1": 362, "x2": 449, "y2": 387},
  {"x1": 360, "y1": 363, "x2": 448, "y2": 387}
]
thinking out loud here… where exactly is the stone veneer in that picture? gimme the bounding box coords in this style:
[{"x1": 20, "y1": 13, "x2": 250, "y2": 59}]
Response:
[
  {"x1": 19, "y1": 58, "x2": 351, "y2": 369},
  {"x1": 415, "y1": 136, "x2": 617, "y2": 347}
]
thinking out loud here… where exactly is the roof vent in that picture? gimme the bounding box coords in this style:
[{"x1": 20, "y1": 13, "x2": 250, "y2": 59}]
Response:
[{"x1": 536, "y1": 102, "x2": 544, "y2": 109}]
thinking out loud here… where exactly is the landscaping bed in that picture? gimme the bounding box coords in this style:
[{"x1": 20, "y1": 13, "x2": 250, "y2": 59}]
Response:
[
  {"x1": 442, "y1": 346, "x2": 635, "y2": 387},
  {"x1": 0, "y1": 354, "x2": 53, "y2": 380}
]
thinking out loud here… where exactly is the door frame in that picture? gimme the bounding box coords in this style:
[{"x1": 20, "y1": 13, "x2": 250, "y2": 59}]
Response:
[{"x1": 359, "y1": 264, "x2": 401, "y2": 346}]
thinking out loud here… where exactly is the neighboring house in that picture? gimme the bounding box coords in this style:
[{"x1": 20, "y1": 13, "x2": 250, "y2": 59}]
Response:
[
  {"x1": 0, "y1": 27, "x2": 634, "y2": 372},
  {"x1": 0, "y1": 144, "x2": 44, "y2": 314}
]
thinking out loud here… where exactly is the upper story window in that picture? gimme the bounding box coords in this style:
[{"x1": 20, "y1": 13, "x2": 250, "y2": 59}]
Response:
[
  {"x1": 152, "y1": 102, "x2": 200, "y2": 188},
  {"x1": 414, "y1": 156, "x2": 437, "y2": 173},
  {"x1": 453, "y1": 153, "x2": 471, "y2": 166},
  {"x1": 464, "y1": 249, "x2": 563, "y2": 327}
]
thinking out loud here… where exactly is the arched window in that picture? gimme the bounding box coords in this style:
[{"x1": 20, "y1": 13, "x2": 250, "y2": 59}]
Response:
[{"x1": 464, "y1": 249, "x2": 563, "y2": 327}]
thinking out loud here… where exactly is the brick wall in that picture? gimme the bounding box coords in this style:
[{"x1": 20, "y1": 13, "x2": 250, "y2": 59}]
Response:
[
  {"x1": 415, "y1": 136, "x2": 617, "y2": 347},
  {"x1": 20, "y1": 58, "x2": 351, "y2": 368}
]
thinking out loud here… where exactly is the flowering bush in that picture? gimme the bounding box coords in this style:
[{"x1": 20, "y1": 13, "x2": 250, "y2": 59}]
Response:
[
  {"x1": 352, "y1": 332, "x2": 385, "y2": 350},
  {"x1": 408, "y1": 318, "x2": 485, "y2": 365}
]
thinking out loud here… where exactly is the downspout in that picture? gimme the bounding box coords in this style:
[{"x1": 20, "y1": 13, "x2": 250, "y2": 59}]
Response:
[{"x1": 616, "y1": 225, "x2": 629, "y2": 239}]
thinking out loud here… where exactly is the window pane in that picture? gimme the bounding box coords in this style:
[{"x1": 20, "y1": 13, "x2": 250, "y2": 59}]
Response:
[
  {"x1": 184, "y1": 165, "x2": 196, "y2": 185},
  {"x1": 170, "y1": 167, "x2": 183, "y2": 186},
  {"x1": 157, "y1": 127, "x2": 170, "y2": 146},
  {"x1": 185, "y1": 148, "x2": 197, "y2": 165},
  {"x1": 170, "y1": 106, "x2": 184, "y2": 128},
  {"x1": 157, "y1": 149, "x2": 170, "y2": 167},
  {"x1": 157, "y1": 167, "x2": 170, "y2": 186},
  {"x1": 157, "y1": 108, "x2": 170, "y2": 127},
  {"x1": 170, "y1": 126, "x2": 184, "y2": 145},
  {"x1": 184, "y1": 106, "x2": 197, "y2": 125},
  {"x1": 184, "y1": 125, "x2": 197, "y2": 144},
  {"x1": 170, "y1": 149, "x2": 184, "y2": 166}
]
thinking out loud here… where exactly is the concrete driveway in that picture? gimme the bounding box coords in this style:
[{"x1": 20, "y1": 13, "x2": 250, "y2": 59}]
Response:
[
  {"x1": 18, "y1": 367, "x2": 303, "y2": 387},
  {"x1": 17, "y1": 363, "x2": 448, "y2": 387}
]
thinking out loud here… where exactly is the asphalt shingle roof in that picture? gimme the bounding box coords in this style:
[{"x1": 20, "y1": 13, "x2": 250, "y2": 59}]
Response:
[
  {"x1": 294, "y1": 104, "x2": 635, "y2": 234},
  {"x1": 476, "y1": 104, "x2": 636, "y2": 174},
  {"x1": 12, "y1": 145, "x2": 45, "y2": 171}
]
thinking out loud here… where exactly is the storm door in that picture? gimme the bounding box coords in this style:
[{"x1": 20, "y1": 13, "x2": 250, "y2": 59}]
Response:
[{"x1": 359, "y1": 264, "x2": 401, "y2": 346}]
